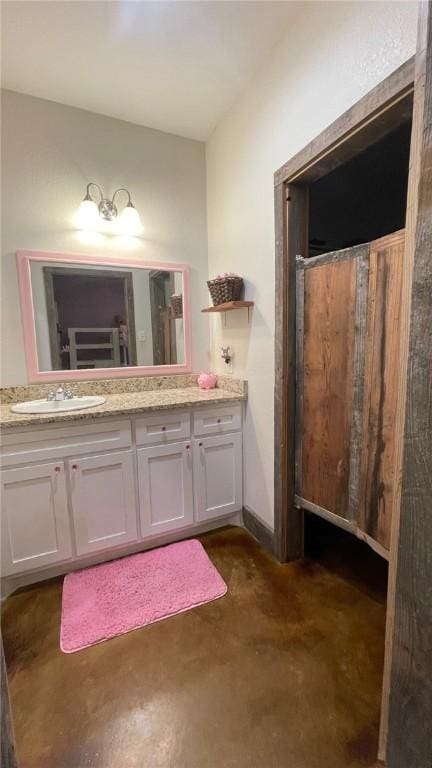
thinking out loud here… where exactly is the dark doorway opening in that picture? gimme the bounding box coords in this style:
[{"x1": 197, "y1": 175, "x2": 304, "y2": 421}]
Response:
[
  {"x1": 305, "y1": 513, "x2": 389, "y2": 603},
  {"x1": 149, "y1": 270, "x2": 177, "y2": 365},
  {"x1": 308, "y1": 120, "x2": 412, "y2": 257}
]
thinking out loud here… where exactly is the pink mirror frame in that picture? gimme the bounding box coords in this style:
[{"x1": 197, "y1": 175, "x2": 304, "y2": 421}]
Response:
[{"x1": 16, "y1": 250, "x2": 192, "y2": 382}]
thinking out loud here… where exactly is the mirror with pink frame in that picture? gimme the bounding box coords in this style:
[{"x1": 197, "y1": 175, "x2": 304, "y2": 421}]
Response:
[{"x1": 16, "y1": 251, "x2": 192, "y2": 382}]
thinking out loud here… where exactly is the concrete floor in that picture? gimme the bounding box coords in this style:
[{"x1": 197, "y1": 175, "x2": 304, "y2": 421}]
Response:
[{"x1": 2, "y1": 526, "x2": 387, "y2": 768}]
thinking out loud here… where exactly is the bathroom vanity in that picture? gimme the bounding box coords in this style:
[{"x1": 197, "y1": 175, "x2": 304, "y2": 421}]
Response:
[
  {"x1": 0, "y1": 381, "x2": 246, "y2": 590},
  {"x1": 0, "y1": 250, "x2": 247, "y2": 594}
]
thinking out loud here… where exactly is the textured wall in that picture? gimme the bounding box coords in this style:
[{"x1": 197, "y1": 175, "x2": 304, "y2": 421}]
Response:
[
  {"x1": 1, "y1": 90, "x2": 209, "y2": 384},
  {"x1": 206, "y1": 1, "x2": 418, "y2": 528}
]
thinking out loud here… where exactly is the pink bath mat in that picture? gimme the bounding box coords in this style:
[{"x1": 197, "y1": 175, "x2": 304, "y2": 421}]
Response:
[{"x1": 60, "y1": 539, "x2": 227, "y2": 653}]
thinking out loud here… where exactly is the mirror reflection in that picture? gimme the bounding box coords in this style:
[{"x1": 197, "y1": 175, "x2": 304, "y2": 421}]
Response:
[{"x1": 30, "y1": 261, "x2": 185, "y2": 371}]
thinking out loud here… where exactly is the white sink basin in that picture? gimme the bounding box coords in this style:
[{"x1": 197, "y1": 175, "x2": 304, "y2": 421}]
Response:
[{"x1": 11, "y1": 396, "x2": 106, "y2": 414}]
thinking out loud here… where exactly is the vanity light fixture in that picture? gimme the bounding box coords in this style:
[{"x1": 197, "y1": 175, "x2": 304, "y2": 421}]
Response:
[{"x1": 76, "y1": 183, "x2": 142, "y2": 235}]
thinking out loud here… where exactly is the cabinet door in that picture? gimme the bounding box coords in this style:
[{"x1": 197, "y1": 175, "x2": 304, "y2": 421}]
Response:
[
  {"x1": 69, "y1": 450, "x2": 137, "y2": 556},
  {"x1": 137, "y1": 441, "x2": 194, "y2": 537},
  {"x1": 1, "y1": 462, "x2": 72, "y2": 576},
  {"x1": 193, "y1": 433, "x2": 243, "y2": 522}
]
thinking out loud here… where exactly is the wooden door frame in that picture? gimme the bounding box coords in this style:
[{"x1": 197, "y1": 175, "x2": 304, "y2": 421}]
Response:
[
  {"x1": 385, "y1": 5, "x2": 432, "y2": 766},
  {"x1": 273, "y1": 55, "x2": 415, "y2": 563},
  {"x1": 1, "y1": 635, "x2": 18, "y2": 768},
  {"x1": 149, "y1": 271, "x2": 178, "y2": 365}
]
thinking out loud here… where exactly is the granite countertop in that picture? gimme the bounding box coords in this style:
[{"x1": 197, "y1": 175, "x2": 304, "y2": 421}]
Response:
[{"x1": 0, "y1": 386, "x2": 247, "y2": 429}]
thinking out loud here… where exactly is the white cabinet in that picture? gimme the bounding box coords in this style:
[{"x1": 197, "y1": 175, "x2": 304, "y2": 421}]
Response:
[
  {"x1": 1, "y1": 461, "x2": 72, "y2": 576},
  {"x1": 0, "y1": 404, "x2": 243, "y2": 580},
  {"x1": 137, "y1": 441, "x2": 194, "y2": 536},
  {"x1": 69, "y1": 450, "x2": 137, "y2": 556},
  {"x1": 193, "y1": 433, "x2": 242, "y2": 522}
]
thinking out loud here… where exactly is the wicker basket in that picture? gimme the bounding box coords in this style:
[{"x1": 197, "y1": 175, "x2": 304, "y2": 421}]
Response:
[
  {"x1": 207, "y1": 275, "x2": 244, "y2": 306},
  {"x1": 170, "y1": 294, "x2": 183, "y2": 318}
]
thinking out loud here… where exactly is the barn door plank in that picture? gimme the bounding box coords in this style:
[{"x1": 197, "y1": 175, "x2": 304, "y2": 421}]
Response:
[
  {"x1": 358, "y1": 230, "x2": 405, "y2": 549},
  {"x1": 295, "y1": 260, "x2": 305, "y2": 497},
  {"x1": 347, "y1": 249, "x2": 370, "y2": 524},
  {"x1": 300, "y1": 249, "x2": 359, "y2": 518}
]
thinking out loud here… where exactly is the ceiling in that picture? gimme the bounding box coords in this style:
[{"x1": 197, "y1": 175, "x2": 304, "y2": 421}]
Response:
[{"x1": 1, "y1": 1, "x2": 299, "y2": 141}]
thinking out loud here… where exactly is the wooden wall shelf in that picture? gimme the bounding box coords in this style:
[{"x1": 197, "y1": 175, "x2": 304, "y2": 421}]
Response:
[{"x1": 201, "y1": 301, "x2": 254, "y2": 313}]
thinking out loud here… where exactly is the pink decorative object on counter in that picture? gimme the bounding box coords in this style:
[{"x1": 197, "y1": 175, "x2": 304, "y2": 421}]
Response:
[{"x1": 197, "y1": 372, "x2": 217, "y2": 390}]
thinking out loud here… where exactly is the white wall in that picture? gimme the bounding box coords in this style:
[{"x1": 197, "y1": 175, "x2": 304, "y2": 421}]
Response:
[
  {"x1": 206, "y1": 1, "x2": 418, "y2": 529},
  {"x1": 1, "y1": 89, "x2": 209, "y2": 385}
]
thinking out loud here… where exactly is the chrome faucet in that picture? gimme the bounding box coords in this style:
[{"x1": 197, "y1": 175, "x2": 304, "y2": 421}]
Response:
[
  {"x1": 55, "y1": 385, "x2": 66, "y2": 401},
  {"x1": 47, "y1": 384, "x2": 74, "y2": 402}
]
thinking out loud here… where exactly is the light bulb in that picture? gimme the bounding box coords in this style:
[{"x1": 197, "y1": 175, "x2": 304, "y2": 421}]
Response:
[
  {"x1": 76, "y1": 198, "x2": 99, "y2": 230},
  {"x1": 118, "y1": 203, "x2": 142, "y2": 235}
]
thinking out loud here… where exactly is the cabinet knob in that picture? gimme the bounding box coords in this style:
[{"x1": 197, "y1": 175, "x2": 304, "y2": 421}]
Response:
[
  {"x1": 54, "y1": 466, "x2": 61, "y2": 473},
  {"x1": 71, "y1": 464, "x2": 78, "y2": 471},
  {"x1": 161, "y1": 426, "x2": 166, "y2": 431},
  {"x1": 186, "y1": 444, "x2": 190, "y2": 450},
  {"x1": 217, "y1": 419, "x2": 221, "y2": 424},
  {"x1": 198, "y1": 442, "x2": 203, "y2": 448}
]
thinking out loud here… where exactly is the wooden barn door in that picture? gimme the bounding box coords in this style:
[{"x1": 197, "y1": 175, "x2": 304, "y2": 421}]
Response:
[{"x1": 295, "y1": 230, "x2": 404, "y2": 555}]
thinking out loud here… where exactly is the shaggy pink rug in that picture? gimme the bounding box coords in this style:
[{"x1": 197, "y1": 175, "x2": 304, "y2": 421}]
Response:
[{"x1": 60, "y1": 539, "x2": 227, "y2": 653}]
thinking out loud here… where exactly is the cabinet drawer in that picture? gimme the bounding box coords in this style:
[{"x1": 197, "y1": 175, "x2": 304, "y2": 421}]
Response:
[
  {"x1": 0, "y1": 419, "x2": 132, "y2": 468},
  {"x1": 135, "y1": 410, "x2": 191, "y2": 446},
  {"x1": 193, "y1": 404, "x2": 242, "y2": 437}
]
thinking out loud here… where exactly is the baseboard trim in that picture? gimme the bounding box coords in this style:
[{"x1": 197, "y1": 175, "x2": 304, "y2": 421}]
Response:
[{"x1": 242, "y1": 507, "x2": 274, "y2": 555}]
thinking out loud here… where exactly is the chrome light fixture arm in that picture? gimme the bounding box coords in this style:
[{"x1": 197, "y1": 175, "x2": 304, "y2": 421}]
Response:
[
  {"x1": 83, "y1": 182, "x2": 104, "y2": 203},
  {"x1": 78, "y1": 182, "x2": 141, "y2": 230},
  {"x1": 112, "y1": 188, "x2": 132, "y2": 207},
  {"x1": 112, "y1": 187, "x2": 138, "y2": 217}
]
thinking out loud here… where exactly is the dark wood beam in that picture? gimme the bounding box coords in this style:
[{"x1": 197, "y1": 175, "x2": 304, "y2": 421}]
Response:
[
  {"x1": 274, "y1": 57, "x2": 414, "y2": 187},
  {"x1": 1, "y1": 637, "x2": 18, "y2": 768},
  {"x1": 384, "y1": 4, "x2": 432, "y2": 766},
  {"x1": 273, "y1": 183, "x2": 307, "y2": 562}
]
